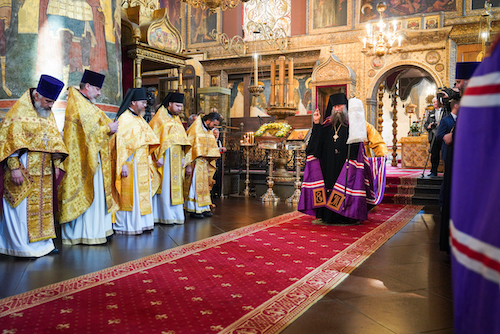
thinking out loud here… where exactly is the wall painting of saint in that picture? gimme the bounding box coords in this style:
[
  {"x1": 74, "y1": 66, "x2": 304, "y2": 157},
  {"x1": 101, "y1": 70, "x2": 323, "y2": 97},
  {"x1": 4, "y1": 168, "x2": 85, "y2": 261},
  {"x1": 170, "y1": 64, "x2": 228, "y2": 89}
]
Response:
[
  {"x1": 312, "y1": 0, "x2": 347, "y2": 29},
  {"x1": 189, "y1": 7, "x2": 217, "y2": 45}
]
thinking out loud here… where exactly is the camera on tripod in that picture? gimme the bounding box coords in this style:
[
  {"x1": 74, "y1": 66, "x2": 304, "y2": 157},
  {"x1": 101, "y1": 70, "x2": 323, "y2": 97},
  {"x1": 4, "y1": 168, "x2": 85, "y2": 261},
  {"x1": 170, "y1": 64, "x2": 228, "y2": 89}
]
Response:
[
  {"x1": 437, "y1": 86, "x2": 460, "y2": 101},
  {"x1": 436, "y1": 86, "x2": 460, "y2": 116}
]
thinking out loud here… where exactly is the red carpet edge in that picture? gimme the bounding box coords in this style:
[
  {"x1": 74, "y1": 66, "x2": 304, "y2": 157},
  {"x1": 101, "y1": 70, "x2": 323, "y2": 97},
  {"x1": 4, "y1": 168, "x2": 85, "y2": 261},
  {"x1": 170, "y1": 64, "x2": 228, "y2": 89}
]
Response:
[
  {"x1": 220, "y1": 204, "x2": 423, "y2": 334},
  {"x1": 0, "y1": 204, "x2": 423, "y2": 333},
  {"x1": 0, "y1": 210, "x2": 310, "y2": 315}
]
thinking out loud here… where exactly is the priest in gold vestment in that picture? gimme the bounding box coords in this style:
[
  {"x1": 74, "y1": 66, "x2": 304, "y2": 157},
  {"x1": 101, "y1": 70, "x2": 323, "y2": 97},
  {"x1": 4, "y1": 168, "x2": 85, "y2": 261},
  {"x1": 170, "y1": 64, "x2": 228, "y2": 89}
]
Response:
[
  {"x1": 184, "y1": 112, "x2": 221, "y2": 219},
  {"x1": 0, "y1": 75, "x2": 68, "y2": 257},
  {"x1": 149, "y1": 92, "x2": 190, "y2": 225},
  {"x1": 113, "y1": 88, "x2": 159, "y2": 234},
  {"x1": 58, "y1": 70, "x2": 119, "y2": 245}
]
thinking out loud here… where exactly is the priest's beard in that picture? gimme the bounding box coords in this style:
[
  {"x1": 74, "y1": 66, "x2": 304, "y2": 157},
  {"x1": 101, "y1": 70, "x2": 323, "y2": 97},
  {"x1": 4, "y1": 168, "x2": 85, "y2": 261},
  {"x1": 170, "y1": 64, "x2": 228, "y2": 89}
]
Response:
[
  {"x1": 34, "y1": 100, "x2": 51, "y2": 118},
  {"x1": 331, "y1": 105, "x2": 348, "y2": 127}
]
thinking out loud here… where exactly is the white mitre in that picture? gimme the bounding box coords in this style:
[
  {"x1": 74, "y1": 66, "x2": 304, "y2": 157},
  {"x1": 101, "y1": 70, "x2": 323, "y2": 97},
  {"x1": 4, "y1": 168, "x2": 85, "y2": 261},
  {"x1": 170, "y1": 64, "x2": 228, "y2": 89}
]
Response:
[{"x1": 347, "y1": 97, "x2": 368, "y2": 144}]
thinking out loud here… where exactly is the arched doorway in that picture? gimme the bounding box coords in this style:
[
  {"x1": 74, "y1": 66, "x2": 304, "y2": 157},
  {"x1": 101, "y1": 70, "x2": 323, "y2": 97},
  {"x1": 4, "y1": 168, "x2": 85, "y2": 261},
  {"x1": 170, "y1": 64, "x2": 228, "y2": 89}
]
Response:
[{"x1": 368, "y1": 64, "x2": 442, "y2": 165}]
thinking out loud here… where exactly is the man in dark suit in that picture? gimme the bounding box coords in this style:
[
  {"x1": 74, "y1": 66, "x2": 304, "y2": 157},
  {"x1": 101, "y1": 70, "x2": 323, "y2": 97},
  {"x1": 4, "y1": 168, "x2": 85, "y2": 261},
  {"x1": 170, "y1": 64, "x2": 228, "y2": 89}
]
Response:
[
  {"x1": 436, "y1": 99, "x2": 459, "y2": 164},
  {"x1": 424, "y1": 97, "x2": 443, "y2": 176}
]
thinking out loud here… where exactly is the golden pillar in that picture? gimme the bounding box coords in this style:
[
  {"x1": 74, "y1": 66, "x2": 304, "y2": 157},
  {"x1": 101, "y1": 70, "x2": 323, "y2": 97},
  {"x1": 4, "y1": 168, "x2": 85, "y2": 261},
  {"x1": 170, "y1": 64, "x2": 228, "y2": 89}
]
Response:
[
  {"x1": 377, "y1": 83, "x2": 384, "y2": 134},
  {"x1": 133, "y1": 57, "x2": 143, "y2": 88},
  {"x1": 391, "y1": 85, "x2": 399, "y2": 167}
]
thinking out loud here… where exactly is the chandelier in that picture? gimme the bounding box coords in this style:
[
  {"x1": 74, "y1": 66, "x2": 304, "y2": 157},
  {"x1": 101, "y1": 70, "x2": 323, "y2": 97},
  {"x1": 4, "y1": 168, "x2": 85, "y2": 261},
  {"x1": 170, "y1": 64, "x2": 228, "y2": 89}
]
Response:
[
  {"x1": 247, "y1": 21, "x2": 288, "y2": 52},
  {"x1": 181, "y1": 0, "x2": 250, "y2": 12},
  {"x1": 361, "y1": 2, "x2": 402, "y2": 57},
  {"x1": 208, "y1": 29, "x2": 247, "y2": 56}
]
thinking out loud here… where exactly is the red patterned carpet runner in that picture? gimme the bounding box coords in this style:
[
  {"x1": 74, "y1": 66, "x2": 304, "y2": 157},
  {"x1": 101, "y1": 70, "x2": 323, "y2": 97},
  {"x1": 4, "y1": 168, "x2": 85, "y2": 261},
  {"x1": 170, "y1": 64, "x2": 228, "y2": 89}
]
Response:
[{"x1": 0, "y1": 204, "x2": 422, "y2": 334}]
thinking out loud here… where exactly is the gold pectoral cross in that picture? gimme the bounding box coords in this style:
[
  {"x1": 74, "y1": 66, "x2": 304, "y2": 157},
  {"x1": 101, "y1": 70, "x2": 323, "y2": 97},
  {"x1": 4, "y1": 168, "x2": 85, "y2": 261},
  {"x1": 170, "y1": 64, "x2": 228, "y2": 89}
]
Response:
[
  {"x1": 333, "y1": 124, "x2": 342, "y2": 142},
  {"x1": 42, "y1": 133, "x2": 49, "y2": 149}
]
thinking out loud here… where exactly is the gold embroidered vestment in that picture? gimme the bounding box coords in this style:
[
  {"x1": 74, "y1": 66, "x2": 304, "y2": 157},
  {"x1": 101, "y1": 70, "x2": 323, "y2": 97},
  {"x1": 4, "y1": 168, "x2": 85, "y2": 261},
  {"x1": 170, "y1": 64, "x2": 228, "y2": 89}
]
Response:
[
  {"x1": 183, "y1": 116, "x2": 220, "y2": 207},
  {"x1": 58, "y1": 87, "x2": 118, "y2": 224},
  {"x1": 149, "y1": 106, "x2": 190, "y2": 205},
  {"x1": 114, "y1": 110, "x2": 159, "y2": 215},
  {"x1": 0, "y1": 89, "x2": 68, "y2": 242}
]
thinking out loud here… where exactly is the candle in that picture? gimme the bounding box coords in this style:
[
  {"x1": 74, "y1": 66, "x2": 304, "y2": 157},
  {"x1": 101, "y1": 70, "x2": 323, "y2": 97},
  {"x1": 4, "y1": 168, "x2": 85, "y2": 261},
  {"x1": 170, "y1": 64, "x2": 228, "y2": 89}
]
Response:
[
  {"x1": 278, "y1": 56, "x2": 285, "y2": 105},
  {"x1": 363, "y1": 37, "x2": 367, "y2": 48},
  {"x1": 254, "y1": 53, "x2": 258, "y2": 86},
  {"x1": 398, "y1": 35, "x2": 402, "y2": 47},
  {"x1": 270, "y1": 60, "x2": 276, "y2": 106},
  {"x1": 288, "y1": 58, "x2": 294, "y2": 107}
]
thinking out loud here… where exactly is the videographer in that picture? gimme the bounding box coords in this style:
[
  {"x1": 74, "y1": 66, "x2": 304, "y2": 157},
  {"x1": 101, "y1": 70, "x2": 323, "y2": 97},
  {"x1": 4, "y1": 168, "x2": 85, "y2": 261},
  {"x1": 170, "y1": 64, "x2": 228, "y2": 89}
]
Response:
[
  {"x1": 424, "y1": 97, "x2": 443, "y2": 177},
  {"x1": 436, "y1": 85, "x2": 460, "y2": 119},
  {"x1": 439, "y1": 61, "x2": 480, "y2": 253},
  {"x1": 436, "y1": 99, "x2": 460, "y2": 166}
]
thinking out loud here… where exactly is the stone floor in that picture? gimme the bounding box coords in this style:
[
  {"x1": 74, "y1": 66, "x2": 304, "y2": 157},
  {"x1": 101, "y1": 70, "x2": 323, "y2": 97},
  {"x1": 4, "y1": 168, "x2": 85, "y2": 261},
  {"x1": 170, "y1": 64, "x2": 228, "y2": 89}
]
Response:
[{"x1": 0, "y1": 197, "x2": 453, "y2": 333}]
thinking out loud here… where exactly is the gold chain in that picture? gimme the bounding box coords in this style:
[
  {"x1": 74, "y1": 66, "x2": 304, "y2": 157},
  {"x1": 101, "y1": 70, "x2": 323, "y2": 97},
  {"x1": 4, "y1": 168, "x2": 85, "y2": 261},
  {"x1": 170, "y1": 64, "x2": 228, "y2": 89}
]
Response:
[{"x1": 333, "y1": 123, "x2": 342, "y2": 142}]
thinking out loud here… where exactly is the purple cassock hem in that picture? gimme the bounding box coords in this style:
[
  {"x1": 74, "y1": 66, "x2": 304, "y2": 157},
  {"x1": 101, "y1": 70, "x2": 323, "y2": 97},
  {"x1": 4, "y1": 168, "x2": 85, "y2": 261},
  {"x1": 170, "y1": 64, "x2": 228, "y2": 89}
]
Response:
[
  {"x1": 330, "y1": 145, "x2": 386, "y2": 220},
  {"x1": 365, "y1": 155, "x2": 387, "y2": 206},
  {"x1": 298, "y1": 156, "x2": 325, "y2": 216},
  {"x1": 298, "y1": 145, "x2": 387, "y2": 220}
]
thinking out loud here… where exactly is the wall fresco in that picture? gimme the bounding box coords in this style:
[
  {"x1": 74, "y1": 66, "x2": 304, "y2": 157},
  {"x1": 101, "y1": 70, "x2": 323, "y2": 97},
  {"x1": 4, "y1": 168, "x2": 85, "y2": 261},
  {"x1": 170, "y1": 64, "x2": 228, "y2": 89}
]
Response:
[
  {"x1": 1, "y1": 0, "x2": 121, "y2": 104},
  {"x1": 360, "y1": 0, "x2": 456, "y2": 22}
]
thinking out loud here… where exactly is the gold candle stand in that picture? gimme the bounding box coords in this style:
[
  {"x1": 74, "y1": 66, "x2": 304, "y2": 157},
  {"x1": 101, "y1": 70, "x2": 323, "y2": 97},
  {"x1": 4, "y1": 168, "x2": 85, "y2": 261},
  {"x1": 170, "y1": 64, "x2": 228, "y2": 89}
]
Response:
[
  {"x1": 285, "y1": 149, "x2": 303, "y2": 204},
  {"x1": 249, "y1": 84, "x2": 264, "y2": 97},
  {"x1": 240, "y1": 143, "x2": 255, "y2": 197},
  {"x1": 261, "y1": 150, "x2": 279, "y2": 203},
  {"x1": 249, "y1": 53, "x2": 264, "y2": 98}
]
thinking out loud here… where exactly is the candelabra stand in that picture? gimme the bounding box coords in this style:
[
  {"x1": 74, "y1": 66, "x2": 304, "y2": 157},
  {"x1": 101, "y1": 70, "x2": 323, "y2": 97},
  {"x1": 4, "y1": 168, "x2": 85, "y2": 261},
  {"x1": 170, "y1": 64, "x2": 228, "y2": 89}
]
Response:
[
  {"x1": 240, "y1": 143, "x2": 255, "y2": 197},
  {"x1": 261, "y1": 150, "x2": 279, "y2": 203},
  {"x1": 286, "y1": 149, "x2": 303, "y2": 204}
]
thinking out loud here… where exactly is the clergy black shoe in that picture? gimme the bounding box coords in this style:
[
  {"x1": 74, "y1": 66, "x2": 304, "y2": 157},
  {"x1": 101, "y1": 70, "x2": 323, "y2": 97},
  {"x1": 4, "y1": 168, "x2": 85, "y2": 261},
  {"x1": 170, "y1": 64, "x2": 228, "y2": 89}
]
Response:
[
  {"x1": 428, "y1": 172, "x2": 437, "y2": 177},
  {"x1": 48, "y1": 248, "x2": 60, "y2": 255},
  {"x1": 202, "y1": 211, "x2": 213, "y2": 217},
  {"x1": 190, "y1": 213, "x2": 204, "y2": 219}
]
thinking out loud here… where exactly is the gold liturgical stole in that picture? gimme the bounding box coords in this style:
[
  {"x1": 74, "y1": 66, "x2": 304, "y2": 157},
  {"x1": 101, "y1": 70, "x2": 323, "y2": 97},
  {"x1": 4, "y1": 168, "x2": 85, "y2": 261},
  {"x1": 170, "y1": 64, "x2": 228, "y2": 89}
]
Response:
[
  {"x1": 58, "y1": 87, "x2": 118, "y2": 224},
  {"x1": 3, "y1": 164, "x2": 35, "y2": 208},
  {"x1": 114, "y1": 110, "x2": 159, "y2": 215},
  {"x1": 0, "y1": 89, "x2": 68, "y2": 242},
  {"x1": 149, "y1": 106, "x2": 190, "y2": 205}
]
